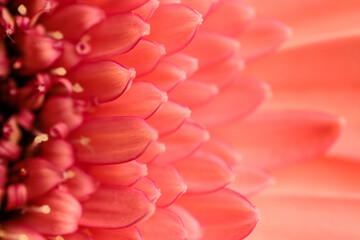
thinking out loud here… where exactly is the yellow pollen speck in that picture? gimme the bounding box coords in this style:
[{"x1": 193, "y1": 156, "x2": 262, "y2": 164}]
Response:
[
  {"x1": 41, "y1": 205, "x2": 51, "y2": 214},
  {"x1": 49, "y1": 31, "x2": 64, "y2": 40},
  {"x1": 64, "y1": 170, "x2": 75, "y2": 179},
  {"x1": 34, "y1": 133, "x2": 49, "y2": 143},
  {"x1": 73, "y1": 83, "x2": 84, "y2": 93},
  {"x1": 51, "y1": 67, "x2": 67, "y2": 76},
  {"x1": 13, "y1": 61, "x2": 22, "y2": 69},
  {"x1": 19, "y1": 235, "x2": 29, "y2": 240},
  {"x1": 37, "y1": 85, "x2": 46, "y2": 93},
  {"x1": 55, "y1": 236, "x2": 64, "y2": 240},
  {"x1": 80, "y1": 136, "x2": 90, "y2": 146},
  {"x1": 18, "y1": 4, "x2": 27, "y2": 15}
]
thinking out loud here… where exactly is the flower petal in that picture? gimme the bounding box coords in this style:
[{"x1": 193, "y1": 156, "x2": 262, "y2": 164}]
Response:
[
  {"x1": 132, "y1": 177, "x2": 161, "y2": 203},
  {"x1": 81, "y1": 13, "x2": 150, "y2": 60},
  {"x1": 136, "y1": 208, "x2": 187, "y2": 240},
  {"x1": 80, "y1": 185, "x2": 154, "y2": 228},
  {"x1": 201, "y1": 137, "x2": 242, "y2": 166},
  {"x1": 178, "y1": 188, "x2": 259, "y2": 240},
  {"x1": 20, "y1": 190, "x2": 81, "y2": 235},
  {"x1": 68, "y1": 61, "x2": 134, "y2": 103},
  {"x1": 41, "y1": 4, "x2": 105, "y2": 40},
  {"x1": 78, "y1": 0, "x2": 149, "y2": 14},
  {"x1": 169, "y1": 205, "x2": 203, "y2": 240},
  {"x1": 173, "y1": 151, "x2": 234, "y2": 194},
  {"x1": 39, "y1": 139, "x2": 74, "y2": 170},
  {"x1": 69, "y1": 117, "x2": 157, "y2": 164},
  {"x1": 147, "y1": 163, "x2": 186, "y2": 207},
  {"x1": 165, "y1": 53, "x2": 198, "y2": 77},
  {"x1": 147, "y1": 3, "x2": 202, "y2": 54},
  {"x1": 91, "y1": 82, "x2": 167, "y2": 119},
  {"x1": 89, "y1": 226, "x2": 142, "y2": 240},
  {"x1": 83, "y1": 161, "x2": 147, "y2": 186},
  {"x1": 1, "y1": 222, "x2": 46, "y2": 240},
  {"x1": 109, "y1": 39, "x2": 165, "y2": 77},
  {"x1": 181, "y1": 0, "x2": 217, "y2": 16},
  {"x1": 133, "y1": 0, "x2": 160, "y2": 20},
  {"x1": 146, "y1": 100, "x2": 191, "y2": 136},
  {"x1": 155, "y1": 119, "x2": 209, "y2": 163},
  {"x1": 211, "y1": 110, "x2": 344, "y2": 169},
  {"x1": 192, "y1": 77, "x2": 270, "y2": 127},
  {"x1": 135, "y1": 141, "x2": 166, "y2": 164},
  {"x1": 62, "y1": 167, "x2": 97, "y2": 201}
]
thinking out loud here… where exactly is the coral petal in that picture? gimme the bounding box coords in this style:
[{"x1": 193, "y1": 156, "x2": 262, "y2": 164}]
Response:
[
  {"x1": 211, "y1": 110, "x2": 344, "y2": 169},
  {"x1": 155, "y1": 119, "x2": 209, "y2": 163},
  {"x1": 68, "y1": 61, "x2": 134, "y2": 103},
  {"x1": 2, "y1": 222, "x2": 46, "y2": 240},
  {"x1": 169, "y1": 205, "x2": 203, "y2": 240},
  {"x1": 82, "y1": 13, "x2": 150, "y2": 60},
  {"x1": 69, "y1": 117, "x2": 157, "y2": 164},
  {"x1": 20, "y1": 190, "x2": 81, "y2": 235},
  {"x1": 133, "y1": 0, "x2": 160, "y2": 20},
  {"x1": 132, "y1": 177, "x2": 161, "y2": 203},
  {"x1": 63, "y1": 167, "x2": 97, "y2": 201},
  {"x1": 110, "y1": 39, "x2": 165, "y2": 77},
  {"x1": 39, "y1": 139, "x2": 74, "y2": 170},
  {"x1": 137, "y1": 208, "x2": 187, "y2": 240},
  {"x1": 41, "y1": 4, "x2": 105, "y2": 40},
  {"x1": 135, "y1": 141, "x2": 166, "y2": 164},
  {"x1": 91, "y1": 82, "x2": 167, "y2": 119},
  {"x1": 147, "y1": 3, "x2": 202, "y2": 54},
  {"x1": 178, "y1": 189, "x2": 259, "y2": 240},
  {"x1": 173, "y1": 151, "x2": 234, "y2": 193},
  {"x1": 80, "y1": 185, "x2": 154, "y2": 228},
  {"x1": 165, "y1": 53, "x2": 198, "y2": 77},
  {"x1": 201, "y1": 137, "x2": 242, "y2": 166},
  {"x1": 78, "y1": 0, "x2": 149, "y2": 14},
  {"x1": 147, "y1": 163, "x2": 186, "y2": 207},
  {"x1": 83, "y1": 161, "x2": 147, "y2": 186},
  {"x1": 135, "y1": 61, "x2": 186, "y2": 92},
  {"x1": 147, "y1": 100, "x2": 190, "y2": 136},
  {"x1": 202, "y1": 0, "x2": 255, "y2": 36},
  {"x1": 183, "y1": 32, "x2": 240, "y2": 68},
  {"x1": 89, "y1": 226, "x2": 142, "y2": 240},
  {"x1": 181, "y1": 0, "x2": 217, "y2": 16},
  {"x1": 236, "y1": 17, "x2": 291, "y2": 61},
  {"x1": 192, "y1": 77, "x2": 269, "y2": 127}
]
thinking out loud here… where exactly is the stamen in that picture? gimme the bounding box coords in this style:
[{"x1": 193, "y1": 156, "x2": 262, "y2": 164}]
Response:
[
  {"x1": 55, "y1": 236, "x2": 64, "y2": 240},
  {"x1": 51, "y1": 67, "x2": 67, "y2": 76},
  {"x1": 26, "y1": 204, "x2": 51, "y2": 214},
  {"x1": 63, "y1": 170, "x2": 75, "y2": 180},
  {"x1": 73, "y1": 83, "x2": 84, "y2": 93},
  {"x1": 80, "y1": 136, "x2": 90, "y2": 146},
  {"x1": 19, "y1": 168, "x2": 27, "y2": 177},
  {"x1": 34, "y1": 133, "x2": 49, "y2": 143},
  {"x1": 37, "y1": 85, "x2": 46, "y2": 93},
  {"x1": 13, "y1": 60, "x2": 23, "y2": 69},
  {"x1": 48, "y1": 31, "x2": 63, "y2": 40},
  {"x1": 17, "y1": 4, "x2": 27, "y2": 16}
]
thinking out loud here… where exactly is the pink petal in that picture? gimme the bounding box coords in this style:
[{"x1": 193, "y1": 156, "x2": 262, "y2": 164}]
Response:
[
  {"x1": 132, "y1": 177, "x2": 161, "y2": 203},
  {"x1": 68, "y1": 117, "x2": 157, "y2": 164},
  {"x1": 16, "y1": 32, "x2": 62, "y2": 75},
  {"x1": 181, "y1": 0, "x2": 218, "y2": 16},
  {"x1": 211, "y1": 110, "x2": 344, "y2": 169},
  {"x1": 1, "y1": 222, "x2": 46, "y2": 240},
  {"x1": 200, "y1": 137, "x2": 242, "y2": 166},
  {"x1": 173, "y1": 151, "x2": 234, "y2": 193},
  {"x1": 227, "y1": 163, "x2": 274, "y2": 196},
  {"x1": 52, "y1": 40, "x2": 82, "y2": 70},
  {"x1": 245, "y1": 34, "x2": 360, "y2": 159},
  {"x1": 248, "y1": 194, "x2": 360, "y2": 240},
  {"x1": 13, "y1": 158, "x2": 62, "y2": 200},
  {"x1": 133, "y1": 0, "x2": 160, "y2": 20},
  {"x1": 61, "y1": 231, "x2": 91, "y2": 240},
  {"x1": 146, "y1": 100, "x2": 191, "y2": 136},
  {"x1": 236, "y1": 17, "x2": 291, "y2": 61},
  {"x1": 39, "y1": 96, "x2": 83, "y2": 133},
  {"x1": 77, "y1": 0, "x2": 149, "y2": 14},
  {"x1": 165, "y1": 53, "x2": 199, "y2": 77},
  {"x1": 68, "y1": 61, "x2": 134, "y2": 103},
  {"x1": 38, "y1": 139, "x2": 74, "y2": 170},
  {"x1": 201, "y1": 0, "x2": 255, "y2": 36},
  {"x1": 41, "y1": 4, "x2": 105, "y2": 41},
  {"x1": 147, "y1": 163, "x2": 186, "y2": 207},
  {"x1": 147, "y1": 3, "x2": 202, "y2": 54},
  {"x1": 137, "y1": 208, "x2": 187, "y2": 240},
  {"x1": 182, "y1": 31, "x2": 240, "y2": 68},
  {"x1": 192, "y1": 77, "x2": 270, "y2": 127},
  {"x1": 89, "y1": 226, "x2": 142, "y2": 240},
  {"x1": 135, "y1": 61, "x2": 186, "y2": 92},
  {"x1": 191, "y1": 57, "x2": 244, "y2": 89},
  {"x1": 90, "y1": 82, "x2": 167, "y2": 119},
  {"x1": 135, "y1": 141, "x2": 166, "y2": 164},
  {"x1": 169, "y1": 205, "x2": 203, "y2": 240},
  {"x1": 62, "y1": 167, "x2": 97, "y2": 201},
  {"x1": 83, "y1": 161, "x2": 147, "y2": 186},
  {"x1": 80, "y1": 185, "x2": 154, "y2": 228},
  {"x1": 109, "y1": 39, "x2": 165, "y2": 77},
  {"x1": 178, "y1": 189, "x2": 259, "y2": 240},
  {"x1": 20, "y1": 190, "x2": 81, "y2": 235},
  {"x1": 155, "y1": 119, "x2": 209, "y2": 163},
  {"x1": 168, "y1": 80, "x2": 218, "y2": 108},
  {"x1": 81, "y1": 13, "x2": 150, "y2": 60},
  {"x1": 0, "y1": 42, "x2": 9, "y2": 77}
]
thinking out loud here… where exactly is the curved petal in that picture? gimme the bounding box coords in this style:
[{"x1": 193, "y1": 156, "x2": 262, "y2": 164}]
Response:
[
  {"x1": 62, "y1": 167, "x2": 97, "y2": 201},
  {"x1": 89, "y1": 226, "x2": 142, "y2": 240}
]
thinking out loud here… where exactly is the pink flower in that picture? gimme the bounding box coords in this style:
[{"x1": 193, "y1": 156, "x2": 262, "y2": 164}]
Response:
[{"x1": 0, "y1": 0, "x2": 356, "y2": 240}]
